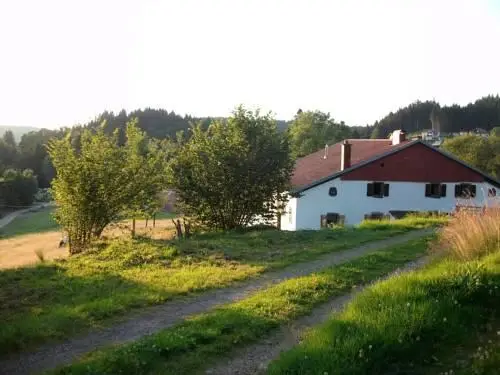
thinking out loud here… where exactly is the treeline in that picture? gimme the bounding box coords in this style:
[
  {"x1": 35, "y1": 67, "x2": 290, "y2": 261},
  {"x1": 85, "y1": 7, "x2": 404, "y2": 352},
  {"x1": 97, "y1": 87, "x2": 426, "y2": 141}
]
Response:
[
  {"x1": 372, "y1": 95, "x2": 500, "y2": 138},
  {"x1": 1, "y1": 94, "x2": 500, "y2": 194}
]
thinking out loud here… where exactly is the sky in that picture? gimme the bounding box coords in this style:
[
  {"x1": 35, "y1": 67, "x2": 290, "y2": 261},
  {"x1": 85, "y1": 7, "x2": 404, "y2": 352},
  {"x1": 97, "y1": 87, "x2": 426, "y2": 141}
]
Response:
[{"x1": 1, "y1": 0, "x2": 499, "y2": 129}]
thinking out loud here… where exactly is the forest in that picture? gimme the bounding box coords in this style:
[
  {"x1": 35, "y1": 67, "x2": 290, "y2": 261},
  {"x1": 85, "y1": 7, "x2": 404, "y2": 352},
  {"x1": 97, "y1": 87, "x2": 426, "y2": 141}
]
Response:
[{"x1": 0, "y1": 94, "x2": 499, "y2": 197}]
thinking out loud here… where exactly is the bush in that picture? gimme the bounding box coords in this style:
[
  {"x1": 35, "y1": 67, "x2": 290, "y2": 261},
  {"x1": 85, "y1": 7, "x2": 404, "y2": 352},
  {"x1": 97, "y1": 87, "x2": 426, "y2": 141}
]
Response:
[{"x1": 33, "y1": 188, "x2": 52, "y2": 202}]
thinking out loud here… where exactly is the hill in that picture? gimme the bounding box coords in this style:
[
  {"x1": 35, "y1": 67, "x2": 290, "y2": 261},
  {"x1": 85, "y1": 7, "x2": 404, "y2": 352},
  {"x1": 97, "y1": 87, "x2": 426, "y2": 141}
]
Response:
[
  {"x1": 0, "y1": 126, "x2": 40, "y2": 141},
  {"x1": 371, "y1": 95, "x2": 500, "y2": 138}
]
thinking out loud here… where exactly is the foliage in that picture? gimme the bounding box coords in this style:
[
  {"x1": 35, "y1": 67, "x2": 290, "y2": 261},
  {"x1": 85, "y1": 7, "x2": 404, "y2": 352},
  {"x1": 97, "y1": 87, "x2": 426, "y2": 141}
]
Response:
[
  {"x1": 170, "y1": 106, "x2": 294, "y2": 230},
  {"x1": 0, "y1": 168, "x2": 38, "y2": 207},
  {"x1": 268, "y1": 249, "x2": 500, "y2": 375},
  {"x1": 0, "y1": 219, "x2": 437, "y2": 354},
  {"x1": 48, "y1": 120, "x2": 167, "y2": 253},
  {"x1": 442, "y1": 134, "x2": 500, "y2": 177},
  {"x1": 34, "y1": 188, "x2": 53, "y2": 202},
  {"x1": 48, "y1": 237, "x2": 430, "y2": 375},
  {"x1": 372, "y1": 95, "x2": 500, "y2": 138},
  {"x1": 288, "y1": 110, "x2": 351, "y2": 157}
]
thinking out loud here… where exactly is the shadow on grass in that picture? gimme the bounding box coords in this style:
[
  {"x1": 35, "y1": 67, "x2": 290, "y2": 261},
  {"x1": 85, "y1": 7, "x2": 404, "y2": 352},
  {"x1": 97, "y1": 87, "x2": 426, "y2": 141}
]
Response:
[{"x1": 0, "y1": 263, "x2": 162, "y2": 355}]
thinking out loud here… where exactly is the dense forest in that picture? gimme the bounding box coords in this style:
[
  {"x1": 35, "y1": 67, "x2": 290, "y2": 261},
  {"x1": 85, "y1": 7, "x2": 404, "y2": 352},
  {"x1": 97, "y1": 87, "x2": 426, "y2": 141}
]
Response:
[
  {"x1": 371, "y1": 95, "x2": 500, "y2": 138},
  {"x1": 1, "y1": 94, "x2": 500, "y2": 193}
]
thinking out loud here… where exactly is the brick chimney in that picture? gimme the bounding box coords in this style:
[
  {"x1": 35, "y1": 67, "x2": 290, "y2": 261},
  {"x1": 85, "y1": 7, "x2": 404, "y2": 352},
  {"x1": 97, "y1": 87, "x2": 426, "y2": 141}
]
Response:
[
  {"x1": 391, "y1": 130, "x2": 406, "y2": 146},
  {"x1": 341, "y1": 140, "x2": 351, "y2": 170}
]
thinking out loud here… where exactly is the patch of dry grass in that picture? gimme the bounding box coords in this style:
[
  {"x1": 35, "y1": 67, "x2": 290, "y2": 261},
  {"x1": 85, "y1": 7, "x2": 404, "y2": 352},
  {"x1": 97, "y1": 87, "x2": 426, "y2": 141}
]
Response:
[{"x1": 439, "y1": 206, "x2": 500, "y2": 259}]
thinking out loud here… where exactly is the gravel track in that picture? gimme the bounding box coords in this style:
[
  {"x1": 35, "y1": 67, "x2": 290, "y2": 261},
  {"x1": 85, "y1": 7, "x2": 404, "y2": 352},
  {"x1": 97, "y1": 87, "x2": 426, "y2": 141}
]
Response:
[{"x1": 205, "y1": 256, "x2": 432, "y2": 375}]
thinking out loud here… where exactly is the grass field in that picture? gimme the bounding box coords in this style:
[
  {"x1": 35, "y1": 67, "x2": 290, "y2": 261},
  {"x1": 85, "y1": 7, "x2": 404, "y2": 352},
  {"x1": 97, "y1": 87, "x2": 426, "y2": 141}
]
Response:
[
  {"x1": 49, "y1": 237, "x2": 432, "y2": 375},
  {"x1": 0, "y1": 217, "x2": 443, "y2": 355},
  {"x1": 0, "y1": 207, "x2": 58, "y2": 238},
  {"x1": 268, "y1": 211, "x2": 500, "y2": 375},
  {"x1": 0, "y1": 207, "x2": 177, "y2": 239}
]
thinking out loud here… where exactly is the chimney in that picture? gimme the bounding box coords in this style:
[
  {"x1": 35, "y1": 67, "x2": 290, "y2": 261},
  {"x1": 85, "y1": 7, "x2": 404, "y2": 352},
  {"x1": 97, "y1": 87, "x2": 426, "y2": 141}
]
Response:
[
  {"x1": 391, "y1": 130, "x2": 406, "y2": 146},
  {"x1": 341, "y1": 140, "x2": 351, "y2": 170}
]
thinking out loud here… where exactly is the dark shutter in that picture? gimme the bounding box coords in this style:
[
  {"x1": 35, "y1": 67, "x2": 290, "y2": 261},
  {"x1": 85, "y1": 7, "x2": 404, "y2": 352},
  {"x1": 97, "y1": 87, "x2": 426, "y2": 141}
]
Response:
[
  {"x1": 367, "y1": 183, "x2": 374, "y2": 196},
  {"x1": 455, "y1": 184, "x2": 461, "y2": 197},
  {"x1": 383, "y1": 183, "x2": 390, "y2": 197},
  {"x1": 425, "y1": 184, "x2": 431, "y2": 197},
  {"x1": 440, "y1": 184, "x2": 447, "y2": 197},
  {"x1": 470, "y1": 184, "x2": 477, "y2": 197}
]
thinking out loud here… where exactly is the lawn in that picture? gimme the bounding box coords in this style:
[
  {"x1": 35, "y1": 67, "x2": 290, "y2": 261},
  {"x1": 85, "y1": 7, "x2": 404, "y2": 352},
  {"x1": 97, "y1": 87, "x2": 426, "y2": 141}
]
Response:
[
  {"x1": 0, "y1": 208, "x2": 178, "y2": 239},
  {"x1": 0, "y1": 207, "x2": 58, "y2": 238},
  {"x1": 0, "y1": 217, "x2": 443, "y2": 355},
  {"x1": 49, "y1": 237, "x2": 432, "y2": 375},
  {"x1": 267, "y1": 246, "x2": 500, "y2": 374}
]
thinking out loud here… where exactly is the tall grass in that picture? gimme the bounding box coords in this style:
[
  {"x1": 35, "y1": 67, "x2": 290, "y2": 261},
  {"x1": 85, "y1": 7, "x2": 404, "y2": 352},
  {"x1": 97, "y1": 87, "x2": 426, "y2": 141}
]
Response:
[{"x1": 439, "y1": 207, "x2": 500, "y2": 259}]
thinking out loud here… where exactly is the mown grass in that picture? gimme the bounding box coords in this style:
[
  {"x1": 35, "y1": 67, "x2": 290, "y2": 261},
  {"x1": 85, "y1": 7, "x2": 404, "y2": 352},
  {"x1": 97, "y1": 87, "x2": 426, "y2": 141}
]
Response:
[
  {"x1": 0, "y1": 207, "x2": 58, "y2": 238},
  {"x1": 0, "y1": 217, "x2": 440, "y2": 355},
  {"x1": 268, "y1": 244, "x2": 500, "y2": 374},
  {"x1": 49, "y1": 237, "x2": 431, "y2": 375}
]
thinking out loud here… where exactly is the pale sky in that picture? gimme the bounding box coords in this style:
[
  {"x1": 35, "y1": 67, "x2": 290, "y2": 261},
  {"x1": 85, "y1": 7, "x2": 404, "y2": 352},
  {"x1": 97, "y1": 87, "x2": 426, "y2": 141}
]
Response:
[{"x1": 1, "y1": 0, "x2": 499, "y2": 129}]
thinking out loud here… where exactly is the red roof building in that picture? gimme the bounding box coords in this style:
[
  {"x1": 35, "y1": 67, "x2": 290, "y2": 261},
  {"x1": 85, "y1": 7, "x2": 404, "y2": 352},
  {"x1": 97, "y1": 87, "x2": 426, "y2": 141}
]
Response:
[{"x1": 281, "y1": 130, "x2": 500, "y2": 230}]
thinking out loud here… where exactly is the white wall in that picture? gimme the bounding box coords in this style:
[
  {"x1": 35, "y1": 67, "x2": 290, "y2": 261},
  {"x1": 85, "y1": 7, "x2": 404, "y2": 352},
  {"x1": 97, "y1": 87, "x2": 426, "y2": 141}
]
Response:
[
  {"x1": 280, "y1": 197, "x2": 297, "y2": 231},
  {"x1": 293, "y1": 179, "x2": 498, "y2": 230}
]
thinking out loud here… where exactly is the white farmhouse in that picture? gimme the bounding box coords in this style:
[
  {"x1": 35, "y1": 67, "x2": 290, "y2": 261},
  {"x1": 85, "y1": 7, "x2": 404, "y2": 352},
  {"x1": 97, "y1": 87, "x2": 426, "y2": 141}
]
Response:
[{"x1": 281, "y1": 130, "x2": 500, "y2": 230}]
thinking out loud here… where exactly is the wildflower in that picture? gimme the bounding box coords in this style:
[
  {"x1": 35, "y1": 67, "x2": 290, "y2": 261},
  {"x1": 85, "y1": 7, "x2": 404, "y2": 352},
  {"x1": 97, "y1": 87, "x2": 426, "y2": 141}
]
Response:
[
  {"x1": 323, "y1": 372, "x2": 328, "y2": 375},
  {"x1": 443, "y1": 317, "x2": 447, "y2": 322},
  {"x1": 368, "y1": 345, "x2": 372, "y2": 350},
  {"x1": 416, "y1": 336, "x2": 420, "y2": 341},
  {"x1": 407, "y1": 302, "x2": 411, "y2": 307},
  {"x1": 304, "y1": 356, "x2": 308, "y2": 360}
]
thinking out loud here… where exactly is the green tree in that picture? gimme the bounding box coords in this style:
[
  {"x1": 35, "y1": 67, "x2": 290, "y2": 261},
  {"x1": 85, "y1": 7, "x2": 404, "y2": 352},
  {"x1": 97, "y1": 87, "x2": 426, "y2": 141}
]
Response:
[
  {"x1": 48, "y1": 120, "x2": 167, "y2": 253},
  {"x1": 288, "y1": 110, "x2": 351, "y2": 157},
  {"x1": 0, "y1": 169, "x2": 38, "y2": 207},
  {"x1": 442, "y1": 135, "x2": 499, "y2": 177},
  {"x1": 169, "y1": 106, "x2": 293, "y2": 230}
]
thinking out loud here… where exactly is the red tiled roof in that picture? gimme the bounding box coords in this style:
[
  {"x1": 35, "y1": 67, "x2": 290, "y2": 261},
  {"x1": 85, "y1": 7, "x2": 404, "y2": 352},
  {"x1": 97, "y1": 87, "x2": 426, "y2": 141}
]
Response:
[{"x1": 291, "y1": 139, "x2": 410, "y2": 188}]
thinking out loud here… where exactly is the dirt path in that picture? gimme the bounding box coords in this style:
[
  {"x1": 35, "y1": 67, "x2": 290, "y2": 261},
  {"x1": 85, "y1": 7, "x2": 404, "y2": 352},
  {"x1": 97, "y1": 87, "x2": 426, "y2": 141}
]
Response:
[
  {"x1": 0, "y1": 229, "x2": 433, "y2": 375},
  {"x1": 205, "y1": 256, "x2": 432, "y2": 375}
]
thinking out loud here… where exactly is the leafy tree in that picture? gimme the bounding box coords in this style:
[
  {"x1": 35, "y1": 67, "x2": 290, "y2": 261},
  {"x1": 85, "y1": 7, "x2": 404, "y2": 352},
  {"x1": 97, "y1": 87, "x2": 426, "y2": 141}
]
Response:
[
  {"x1": 48, "y1": 120, "x2": 167, "y2": 253},
  {"x1": 288, "y1": 110, "x2": 351, "y2": 157},
  {"x1": 170, "y1": 106, "x2": 293, "y2": 230},
  {"x1": 0, "y1": 169, "x2": 38, "y2": 207},
  {"x1": 442, "y1": 134, "x2": 500, "y2": 177}
]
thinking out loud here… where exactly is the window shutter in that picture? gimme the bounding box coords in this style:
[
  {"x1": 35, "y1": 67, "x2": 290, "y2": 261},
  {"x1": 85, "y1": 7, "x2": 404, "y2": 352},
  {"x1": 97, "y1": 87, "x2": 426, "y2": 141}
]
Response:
[
  {"x1": 425, "y1": 184, "x2": 431, "y2": 197},
  {"x1": 470, "y1": 184, "x2": 477, "y2": 197},
  {"x1": 455, "y1": 184, "x2": 461, "y2": 197},
  {"x1": 383, "y1": 183, "x2": 390, "y2": 197},
  {"x1": 440, "y1": 184, "x2": 447, "y2": 197},
  {"x1": 367, "y1": 183, "x2": 374, "y2": 196}
]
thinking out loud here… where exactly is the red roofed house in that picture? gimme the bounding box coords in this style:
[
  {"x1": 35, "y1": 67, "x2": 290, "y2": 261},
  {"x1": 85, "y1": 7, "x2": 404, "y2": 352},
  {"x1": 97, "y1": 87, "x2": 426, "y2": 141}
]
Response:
[{"x1": 280, "y1": 130, "x2": 500, "y2": 230}]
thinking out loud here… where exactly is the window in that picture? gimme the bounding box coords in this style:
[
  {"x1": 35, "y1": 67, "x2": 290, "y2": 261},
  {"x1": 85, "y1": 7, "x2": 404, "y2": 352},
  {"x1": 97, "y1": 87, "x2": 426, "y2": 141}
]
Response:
[
  {"x1": 328, "y1": 187, "x2": 338, "y2": 197},
  {"x1": 367, "y1": 182, "x2": 389, "y2": 198},
  {"x1": 488, "y1": 188, "x2": 497, "y2": 197},
  {"x1": 455, "y1": 183, "x2": 477, "y2": 198},
  {"x1": 321, "y1": 212, "x2": 341, "y2": 228},
  {"x1": 425, "y1": 183, "x2": 447, "y2": 198}
]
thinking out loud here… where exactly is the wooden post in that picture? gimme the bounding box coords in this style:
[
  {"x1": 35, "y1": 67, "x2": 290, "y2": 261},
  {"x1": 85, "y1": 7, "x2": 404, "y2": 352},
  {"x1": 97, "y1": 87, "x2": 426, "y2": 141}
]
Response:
[
  {"x1": 153, "y1": 213, "x2": 156, "y2": 228},
  {"x1": 132, "y1": 218, "x2": 136, "y2": 238}
]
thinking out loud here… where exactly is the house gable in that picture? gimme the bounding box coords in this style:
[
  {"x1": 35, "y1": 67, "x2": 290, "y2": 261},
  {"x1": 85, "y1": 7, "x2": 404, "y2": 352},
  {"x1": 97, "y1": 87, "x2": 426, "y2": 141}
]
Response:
[{"x1": 341, "y1": 142, "x2": 485, "y2": 182}]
